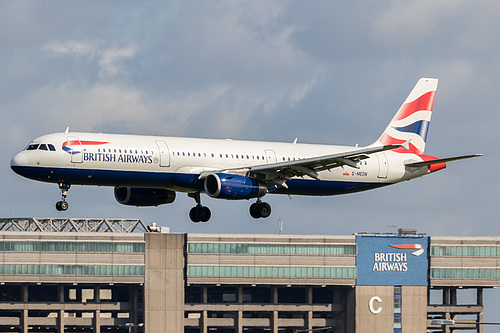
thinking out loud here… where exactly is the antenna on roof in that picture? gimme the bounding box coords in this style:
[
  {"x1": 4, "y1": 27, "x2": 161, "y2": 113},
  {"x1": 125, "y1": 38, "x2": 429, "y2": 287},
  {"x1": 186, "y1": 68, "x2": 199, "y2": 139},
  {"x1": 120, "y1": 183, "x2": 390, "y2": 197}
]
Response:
[{"x1": 65, "y1": 127, "x2": 69, "y2": 134}]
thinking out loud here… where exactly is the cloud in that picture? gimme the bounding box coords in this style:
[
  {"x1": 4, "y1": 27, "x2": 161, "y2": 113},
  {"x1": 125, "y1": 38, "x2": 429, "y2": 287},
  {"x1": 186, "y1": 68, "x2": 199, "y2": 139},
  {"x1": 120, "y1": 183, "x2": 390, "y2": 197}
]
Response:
[
  {"x1": 43, "y1": 40, "x2": 138, "y2": 80},
  {"x1": 371, "y1": 0, "x2": 467, "y2": 47}
]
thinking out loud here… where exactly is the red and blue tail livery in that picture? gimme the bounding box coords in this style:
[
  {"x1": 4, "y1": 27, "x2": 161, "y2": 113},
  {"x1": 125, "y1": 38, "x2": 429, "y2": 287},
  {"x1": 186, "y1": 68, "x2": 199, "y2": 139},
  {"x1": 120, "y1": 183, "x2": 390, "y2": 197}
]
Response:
[{"x1": 10, "y1": 78, "x2": 481, "y2": 223}]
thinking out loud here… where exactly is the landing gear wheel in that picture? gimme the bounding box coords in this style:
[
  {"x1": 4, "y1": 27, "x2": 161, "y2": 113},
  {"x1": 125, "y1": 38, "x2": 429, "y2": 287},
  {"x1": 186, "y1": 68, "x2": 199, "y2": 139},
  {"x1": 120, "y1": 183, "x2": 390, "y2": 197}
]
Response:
[
  {"x1": 188, "y1": 192, "x2": 211, "y2": 223},
  {"x1": 250, "y1": 203, "x2": 260, "y2": 219},
  {"x1": 189, "y1": 207, "x2": 200, "y2": 223},
  {"x1": 56, "y1": 201, "x2": 68, "y2": 211},
  {"x1": 56, "y1": 182, "x2": 71, "y2": 212},
  {"x1": 189, "y1": 206, "x2": 211, "y2": 223},
  {"x1": 249, "y1": 201, "x2": 271, "y2": 219}
]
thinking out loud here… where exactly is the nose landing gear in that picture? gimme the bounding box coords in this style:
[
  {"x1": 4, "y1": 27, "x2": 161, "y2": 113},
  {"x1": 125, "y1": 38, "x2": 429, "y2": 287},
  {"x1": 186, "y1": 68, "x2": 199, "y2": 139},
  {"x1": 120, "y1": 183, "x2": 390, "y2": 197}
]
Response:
[
  {"x1": 188, "y1": 192, "x2": 211, "y2": 223},
  {"x1": 56, "y1": 182, "x2": 70, "y2": 211},
  {"x1": 250, "y1": 199, "x2": 271, "y2": 219}
]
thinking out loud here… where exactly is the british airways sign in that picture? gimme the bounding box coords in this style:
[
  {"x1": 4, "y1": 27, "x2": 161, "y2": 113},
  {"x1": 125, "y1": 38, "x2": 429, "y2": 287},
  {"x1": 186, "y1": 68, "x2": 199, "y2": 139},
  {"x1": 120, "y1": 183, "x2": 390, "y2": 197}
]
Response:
[{"x1": 356, "y1": 235, "x2": 428, "y2": 286}]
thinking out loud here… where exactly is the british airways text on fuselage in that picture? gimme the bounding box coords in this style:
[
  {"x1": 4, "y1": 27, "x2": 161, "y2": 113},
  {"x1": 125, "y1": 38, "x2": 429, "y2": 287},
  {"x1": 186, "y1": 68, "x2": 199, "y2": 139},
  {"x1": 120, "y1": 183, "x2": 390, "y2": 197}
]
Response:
[{"x1": 83, "y1": 152, "x2": 153, "y2": 164}]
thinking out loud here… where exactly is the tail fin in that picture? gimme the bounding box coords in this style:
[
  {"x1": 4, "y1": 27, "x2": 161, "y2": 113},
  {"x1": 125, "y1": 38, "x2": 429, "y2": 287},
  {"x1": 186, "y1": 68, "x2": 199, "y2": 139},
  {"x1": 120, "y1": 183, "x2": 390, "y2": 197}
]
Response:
[{"x1": 376, "y1": 78, "x2": 438, "y2": 154}]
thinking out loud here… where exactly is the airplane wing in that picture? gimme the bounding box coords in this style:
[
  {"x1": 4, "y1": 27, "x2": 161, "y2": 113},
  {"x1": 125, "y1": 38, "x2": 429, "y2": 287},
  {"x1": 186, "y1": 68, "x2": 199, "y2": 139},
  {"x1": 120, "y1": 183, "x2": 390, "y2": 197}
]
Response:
[
  {"x1": 248, "y1": 144, "x2": 401, "y2": 182},
  {"x1": 197, "y1": 144, "x2": 401, "y2": 189}
]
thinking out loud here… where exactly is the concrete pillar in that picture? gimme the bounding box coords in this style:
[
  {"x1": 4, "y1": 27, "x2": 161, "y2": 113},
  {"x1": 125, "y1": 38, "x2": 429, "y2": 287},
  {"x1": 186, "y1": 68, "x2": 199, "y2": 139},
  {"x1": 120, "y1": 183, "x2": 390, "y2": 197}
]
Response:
[
  {"x1": 22, "y1": 285, "x2": 28, "y2": 302},
  {"x1": 305, "y1": 311, "x2": 313, "y2": 331},
  {"x1": 57, "y1": 310, "x2": 65, "y2": 333},
  {"x1": 237, "y1": 286, "x2": 243, "y2": 304},
  {"x1": 93, "y1": 310, "x2": 101, "y2": 333},
  {"x1": 95, "y1": 285, "x2": 101, "y2": 303},
  {"x1": 58, "y1": 285, "x2": 64, "y2": 302},
  {"x1": 450, "y1": 288, "x2": 457, "y2": 305},
  {"x1": 477, "y1": 287, "x2": 483, "y2": 306},
  {"x1": 236, "y1": 310, "x2": 243, "y2": 333},
  {"x1": 144, "y1": 233, "x2": 185, "y2": 333},
  {"x1": 272, "y1": 287, "x2": 278, "y2": 304},
  {"x1": 21, "y1": 309, "x2": 28, "y2": 333},
  {"x1": 306, "y1": 286, "x2": 313, "y2": 330},
  {"x1": 478, "y1": 311, "x2": 483, "y2": 333},
  {"x1": 272, "y1": 311, "x2": 278, "y2": 333},
  {"x1": 443, "y1": 288, "x2": 450, "y2": 305},
  {"x1": 201, "y1": 310, "x2": 208, "y2": 333},
  {"x1": 202, "y1": 286, "x2": 208, "y2": 304}
]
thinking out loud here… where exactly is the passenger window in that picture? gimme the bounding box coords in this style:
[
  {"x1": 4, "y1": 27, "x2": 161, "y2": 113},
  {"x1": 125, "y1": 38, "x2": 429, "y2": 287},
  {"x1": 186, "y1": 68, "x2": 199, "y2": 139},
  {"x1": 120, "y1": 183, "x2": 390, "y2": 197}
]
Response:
[
  {"x1": 48, "y1": 144, "x2": 56, "y2": 151},
  {"x1": 27, "y1": 144, "x2": 39, "y2": 150},
  {"x1": 39, "y1": 144, "x2": 48, "y2": 151}
]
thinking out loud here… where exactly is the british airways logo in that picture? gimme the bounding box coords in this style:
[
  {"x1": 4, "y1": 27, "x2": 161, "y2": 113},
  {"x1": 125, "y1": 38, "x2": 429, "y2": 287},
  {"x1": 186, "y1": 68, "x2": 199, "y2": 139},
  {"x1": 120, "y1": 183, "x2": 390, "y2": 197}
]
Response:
[
  {"x1": 372, "y1": 243, "x2": 425, "y2": 272},
  {"x1": 389, "y1": 244, "x2": 424, "y2": 256},
  {"x1": 62, "y1": 140, "x2": 108, "y2": 155},
  {"x1": 62, "y1": 140, "x2": 153, "y2": 164}
]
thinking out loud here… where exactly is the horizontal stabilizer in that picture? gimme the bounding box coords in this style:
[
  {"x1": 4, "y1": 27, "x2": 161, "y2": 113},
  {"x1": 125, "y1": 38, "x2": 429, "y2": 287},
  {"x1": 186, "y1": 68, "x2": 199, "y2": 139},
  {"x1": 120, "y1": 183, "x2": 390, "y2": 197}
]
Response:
[{"x1": 405, "y1": 154, "x2": 483, "y2": 168}]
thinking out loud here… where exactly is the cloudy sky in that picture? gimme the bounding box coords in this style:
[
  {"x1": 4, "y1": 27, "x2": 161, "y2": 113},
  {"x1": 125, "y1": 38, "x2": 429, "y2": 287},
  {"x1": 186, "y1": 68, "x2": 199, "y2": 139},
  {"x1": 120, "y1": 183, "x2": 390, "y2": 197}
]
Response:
[{"x1": 1, "y1": 0, "x2": 499, "y2": 326}]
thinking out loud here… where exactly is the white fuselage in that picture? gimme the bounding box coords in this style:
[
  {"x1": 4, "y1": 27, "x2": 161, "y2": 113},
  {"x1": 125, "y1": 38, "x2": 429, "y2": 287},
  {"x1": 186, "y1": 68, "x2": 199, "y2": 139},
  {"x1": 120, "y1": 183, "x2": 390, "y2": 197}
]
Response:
[{"x1": 11, "y1": 132, "x2": 429, "y2": 196}]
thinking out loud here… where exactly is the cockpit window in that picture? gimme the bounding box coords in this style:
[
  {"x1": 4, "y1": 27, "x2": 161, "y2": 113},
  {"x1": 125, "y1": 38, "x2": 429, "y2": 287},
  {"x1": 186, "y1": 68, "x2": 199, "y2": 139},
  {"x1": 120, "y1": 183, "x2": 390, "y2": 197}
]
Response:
[
  {"x1": 27, "y1": 144, "x2": 39, "y2": 150},
  {"x1": 25, "y1": 143, "x2": 56, "y2": 151}
]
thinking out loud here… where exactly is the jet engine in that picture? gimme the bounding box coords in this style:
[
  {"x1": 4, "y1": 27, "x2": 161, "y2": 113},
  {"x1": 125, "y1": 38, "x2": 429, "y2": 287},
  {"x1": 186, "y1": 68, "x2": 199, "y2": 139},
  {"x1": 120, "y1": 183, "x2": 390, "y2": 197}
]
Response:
[
  {"x1": 204, "y1": 173, "x2": 267, "y2": 200},
  {"x1": 114, "y1": 187, "x2": 176, "y2": 206}
]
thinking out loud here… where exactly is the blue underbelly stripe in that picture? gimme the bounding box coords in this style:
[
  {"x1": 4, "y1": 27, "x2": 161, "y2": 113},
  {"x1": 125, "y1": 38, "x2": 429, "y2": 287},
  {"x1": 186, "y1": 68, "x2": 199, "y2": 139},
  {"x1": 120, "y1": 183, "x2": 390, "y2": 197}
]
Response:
[{"x1": 11, "y1": 166, "x2": 391, "y2": 196}]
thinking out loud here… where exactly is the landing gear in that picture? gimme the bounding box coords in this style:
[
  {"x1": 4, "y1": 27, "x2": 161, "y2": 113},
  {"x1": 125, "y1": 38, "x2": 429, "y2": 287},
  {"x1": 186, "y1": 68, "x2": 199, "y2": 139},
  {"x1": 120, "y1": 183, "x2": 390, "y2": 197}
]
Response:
[
  {"x1": 250, "y1": 199, "x2": 271, "y2": 219},
  {"x1": 188, "y1": 192, "x2": 211, "y2": 223},
  {"x1": 55, "y1": 182, "x2": 70, "y2": 212}
]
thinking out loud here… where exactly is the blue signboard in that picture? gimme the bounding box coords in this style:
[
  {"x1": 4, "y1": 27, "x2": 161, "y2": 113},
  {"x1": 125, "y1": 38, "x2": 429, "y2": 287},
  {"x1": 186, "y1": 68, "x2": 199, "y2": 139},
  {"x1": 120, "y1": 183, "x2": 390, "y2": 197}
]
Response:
[{"x1": 356, "y1": 235, "x2": 428, "y2": 286}]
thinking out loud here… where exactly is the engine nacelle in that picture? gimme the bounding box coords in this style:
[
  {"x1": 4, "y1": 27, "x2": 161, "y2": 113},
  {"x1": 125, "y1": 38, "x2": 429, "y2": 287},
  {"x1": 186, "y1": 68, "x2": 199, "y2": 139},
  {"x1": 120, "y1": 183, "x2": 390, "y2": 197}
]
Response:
[
  {"x1": 204, "y1": 173, "x2": 267, "y2": 200},
  {"x1": 114, "y1": 187, "x2": 176, "y2": 206}
]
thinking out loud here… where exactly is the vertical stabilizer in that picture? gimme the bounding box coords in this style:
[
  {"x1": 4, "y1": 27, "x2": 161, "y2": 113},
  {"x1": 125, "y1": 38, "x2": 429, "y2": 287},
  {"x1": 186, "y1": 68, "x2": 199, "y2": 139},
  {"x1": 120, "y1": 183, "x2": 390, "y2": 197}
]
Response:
[{"x1": 376, "y1": 78, "x2": 438, "y2": 154}]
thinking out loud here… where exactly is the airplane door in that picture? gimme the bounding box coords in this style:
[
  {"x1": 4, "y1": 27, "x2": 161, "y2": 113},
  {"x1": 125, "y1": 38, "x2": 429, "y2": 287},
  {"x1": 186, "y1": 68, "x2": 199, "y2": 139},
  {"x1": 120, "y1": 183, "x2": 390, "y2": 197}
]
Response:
[
  {"x1": 265, "y1": 149, "x2": 277, "y2": 164},
  {"x1": 376, "y1": 153, "x2": 388, "y2": 178},
  {"x1": 156, "y1": 140, "x2": 170, "y2": 167},
  {"x1": 67, "y1": 136, "x2": 83, "y2": 163}
]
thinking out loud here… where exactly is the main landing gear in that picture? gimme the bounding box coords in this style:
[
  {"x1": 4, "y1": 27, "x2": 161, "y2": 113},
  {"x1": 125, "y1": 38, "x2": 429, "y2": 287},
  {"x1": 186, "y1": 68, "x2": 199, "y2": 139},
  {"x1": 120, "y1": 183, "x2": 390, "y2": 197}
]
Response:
[
  {"x1": 55, "y1": 182, "x2": 70, "y2": 211},
  {"x1": 188, "y1": 192, "x2": 211, "y2": 223},
  {"x1": 250, "y1": 199, "x2": 271, "y2": 219}
]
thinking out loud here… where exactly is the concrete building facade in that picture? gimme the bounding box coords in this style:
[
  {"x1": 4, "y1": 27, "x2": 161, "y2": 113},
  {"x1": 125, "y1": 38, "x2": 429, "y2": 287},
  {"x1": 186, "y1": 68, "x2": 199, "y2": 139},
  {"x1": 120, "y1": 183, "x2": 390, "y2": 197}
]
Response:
[{"x1": 0, "y1": 218, "x2": 498, "y2": 333}]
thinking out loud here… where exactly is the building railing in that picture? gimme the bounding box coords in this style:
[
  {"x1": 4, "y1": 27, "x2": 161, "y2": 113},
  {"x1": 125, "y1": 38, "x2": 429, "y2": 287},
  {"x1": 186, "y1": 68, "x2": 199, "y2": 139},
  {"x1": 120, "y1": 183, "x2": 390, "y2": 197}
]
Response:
[{"x1": 0, "y1": 218, "x2": 148, "y2": 233}]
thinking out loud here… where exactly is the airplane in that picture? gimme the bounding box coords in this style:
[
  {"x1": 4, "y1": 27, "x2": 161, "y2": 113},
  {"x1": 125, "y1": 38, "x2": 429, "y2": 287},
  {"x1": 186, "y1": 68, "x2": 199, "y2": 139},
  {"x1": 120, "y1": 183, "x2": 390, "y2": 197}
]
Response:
[{"x1": 10, "y1": 78, "x2": 481, "y2": 223}]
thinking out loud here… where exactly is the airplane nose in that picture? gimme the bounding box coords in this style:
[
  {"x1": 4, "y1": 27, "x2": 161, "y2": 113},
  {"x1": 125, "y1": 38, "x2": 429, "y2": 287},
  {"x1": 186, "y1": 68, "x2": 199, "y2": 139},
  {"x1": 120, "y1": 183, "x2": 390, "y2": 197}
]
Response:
[{"x1": 10, "y1": 152, "x2": 29, "y2": 169}]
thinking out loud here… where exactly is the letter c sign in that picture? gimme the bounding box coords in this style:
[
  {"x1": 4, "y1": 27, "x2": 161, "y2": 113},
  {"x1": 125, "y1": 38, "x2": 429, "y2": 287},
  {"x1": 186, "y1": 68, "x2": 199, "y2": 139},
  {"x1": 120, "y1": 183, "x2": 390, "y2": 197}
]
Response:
[{"x1": 369, "y1": 296, "x2": 382, "y2": 314}]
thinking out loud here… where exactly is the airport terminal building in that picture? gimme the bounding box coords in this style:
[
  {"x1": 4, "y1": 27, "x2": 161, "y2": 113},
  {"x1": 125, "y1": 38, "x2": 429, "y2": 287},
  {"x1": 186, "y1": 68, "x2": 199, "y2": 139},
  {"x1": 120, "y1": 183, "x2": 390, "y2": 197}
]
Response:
[{"x1": 0, "y1": 218, "x2": 498, "y2": 333}]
